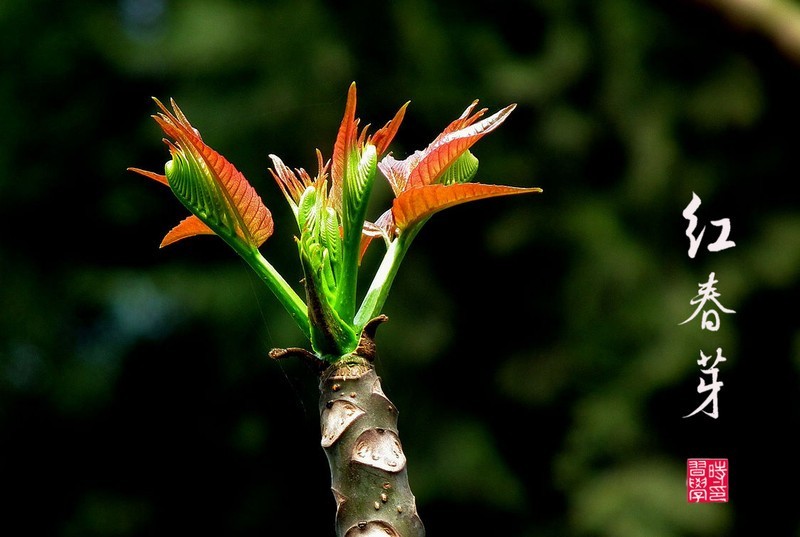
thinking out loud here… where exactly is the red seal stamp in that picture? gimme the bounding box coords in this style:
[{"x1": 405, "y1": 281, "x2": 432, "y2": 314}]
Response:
[{"x1": 687, "y1": 458, "x2": 729, "y2": 502}]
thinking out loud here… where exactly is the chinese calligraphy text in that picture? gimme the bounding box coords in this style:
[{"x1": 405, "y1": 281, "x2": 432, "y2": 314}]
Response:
[{"x1": 681, "y1": 193, "x2": 736, "y2": 419}]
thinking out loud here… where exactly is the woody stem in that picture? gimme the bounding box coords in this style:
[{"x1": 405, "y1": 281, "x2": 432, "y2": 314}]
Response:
[{"x1": 319, "y1": 356, "x2": 424, "y2": 537}]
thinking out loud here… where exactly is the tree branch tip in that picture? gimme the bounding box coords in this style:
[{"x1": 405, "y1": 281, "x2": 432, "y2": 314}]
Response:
[
  {"x1": 364, "y1": 314, "x2": 389, "y2": 336},
  {"x1": 269, "y1": 346, "x2": 327, "y2": 372},
  {"x1": 356, "y1": 314, "x2": 389, "y2": 362}
]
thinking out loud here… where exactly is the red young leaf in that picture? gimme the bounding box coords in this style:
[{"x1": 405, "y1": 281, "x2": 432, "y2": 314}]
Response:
[
  {"x1": 392, "y1": 182, "x2": 542, "y2": 232},
  {"x1": 358, "y1": 209, "x2": 395, "y2": 262},
  {"x1": 405, "y1": 104, "x2": 516, "y2": 190},
  {"x1": 369, "y1": 100, "x2": 409, "y2": 156},
  {"x1": 160, "y1": 215, "x2": 215, "y2": 248},
  {"x1": 268, "y1": 154, "x2": 308, "y2": 207},
  {"x1": 268, "y1": 150, "x2": 329, "y2": 209},
  {"x1": 378, "y1": 152, "x2": 423, "y2": 197},
  {"x1": 438, "y1": 100, "x2": 486, "y2": 138},
  {"x1": 331, "y1": 83, "x2": 358, "y2": 208}
]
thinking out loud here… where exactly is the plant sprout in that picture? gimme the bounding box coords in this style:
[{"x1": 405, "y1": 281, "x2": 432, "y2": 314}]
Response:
[{"x1": 130, "y1": 83, "x2": 541, "y2": 536}]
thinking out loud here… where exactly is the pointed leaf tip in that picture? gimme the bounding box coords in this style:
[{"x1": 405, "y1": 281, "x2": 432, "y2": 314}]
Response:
[
  {"x1": 333, "y1": 83, "x2": 359, "y2": 178},
  {"x1": 128, "y1": 166, "x2": 169, "y2": 186},
  {"x1": 370, "y1": 100, "x2": 409, "y2": 156},
  {"x1": 159, "y1": 215, "x2": 216, "y2": 248},
  {"x1": 392, "y1": 183, "x2": 542, "y2": 232}
]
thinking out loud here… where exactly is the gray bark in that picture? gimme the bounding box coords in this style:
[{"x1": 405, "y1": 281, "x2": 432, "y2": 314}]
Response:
[{"x1": 319, "y1": 360, "x2": 425, "y2": 537}]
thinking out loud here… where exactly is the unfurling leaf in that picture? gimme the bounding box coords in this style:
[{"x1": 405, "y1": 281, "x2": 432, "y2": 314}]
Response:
[
  {"x1": 404, "y1": 104, "x2": 516, "y2": 190},
  {"x1": 369, "y1": 100, "x2": 535, "y2": 243},
  {"x1": 133, "y1": 98, "x2": 274, "y2": 250},
  {"x1": 343, "y1": 144, "x2": 377, "y2": 247},
  {"x1": 331, "y1": 83, "x2": 359, "y2": 210},
  {"x1": 268, "y1": 150, "x2": 328, "y2": 225}
]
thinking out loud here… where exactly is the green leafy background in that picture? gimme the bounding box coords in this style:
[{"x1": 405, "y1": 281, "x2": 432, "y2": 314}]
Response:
[{"x1": 1, "y1": 0, "x2": 798, "y2": 535}]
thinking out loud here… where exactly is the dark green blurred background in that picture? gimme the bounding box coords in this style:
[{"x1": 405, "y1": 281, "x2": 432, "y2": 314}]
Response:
[{"x1": 2, "y1": 0, "x2": 798, "y2": 535}]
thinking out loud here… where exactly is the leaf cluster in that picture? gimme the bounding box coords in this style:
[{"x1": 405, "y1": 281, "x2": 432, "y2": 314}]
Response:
[{"x1": 130, "y1": 83, "x2": 541, "y2": 360}]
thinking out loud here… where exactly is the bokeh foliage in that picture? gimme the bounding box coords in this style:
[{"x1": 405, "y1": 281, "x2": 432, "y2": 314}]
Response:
[{"x1": 1, "y1": 0, "x2": 798, "y2": 535}]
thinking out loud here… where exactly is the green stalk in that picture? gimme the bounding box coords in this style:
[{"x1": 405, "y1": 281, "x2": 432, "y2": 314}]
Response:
[
  {"x1": 234, "y1": 244, "x2": 311, "y2": 340},
  {"x1": 301, "y1": 251, "x2": 358, "y2": 358},
  {"x1": 354, "y1": 223, "x2": 424, "y2": 331}
]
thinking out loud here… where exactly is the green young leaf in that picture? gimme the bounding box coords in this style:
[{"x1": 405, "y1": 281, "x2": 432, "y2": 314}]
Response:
[
  {"x1": 343, "y1": 144, "x2": 378, "y2": 230},
  {"x1": 297, "y1": 185, "x2": 318, "y2": 233},
  {"x1": 300, "y1": 241, "x2": 359, "y2": 357},
  {"x1": 336, "y1": 144, "x2": 377, "y2": 319},
  {"x1": 437, "y1": 149, "x2": 480, "y2": 185},
  {"x1": 321, "y1": 205, "x2": 341, "y2": 265}
]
